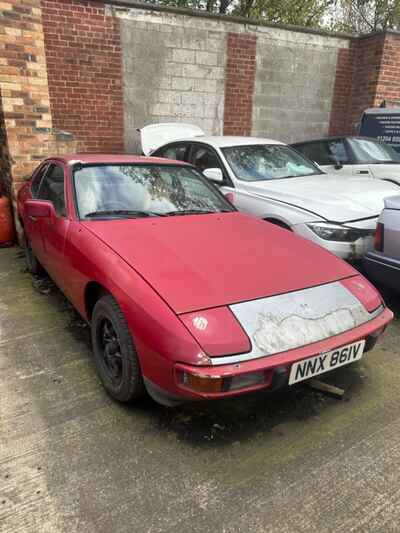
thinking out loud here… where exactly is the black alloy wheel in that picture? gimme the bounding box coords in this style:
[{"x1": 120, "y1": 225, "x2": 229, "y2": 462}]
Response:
[{"x1": 91, "y1": 294, "x2": 145, "y2": 402}]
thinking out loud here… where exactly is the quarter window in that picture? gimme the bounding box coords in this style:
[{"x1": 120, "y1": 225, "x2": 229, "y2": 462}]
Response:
[
  {"x1": 31, "y1": 164, "x2": 49, "y2": 197},
  {"x1": 37, "y1": 163, "x2": 66, "y2": 217}
]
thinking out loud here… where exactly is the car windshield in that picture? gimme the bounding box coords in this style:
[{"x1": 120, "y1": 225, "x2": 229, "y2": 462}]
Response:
[
  {"x1": 74, "y1": 164, "x2": 234, "y2": 219},
  {"x1": 348, "y1": 138, "x2": 400, "y2": 163},
  {"x1": 221, "y1": 144, "x2": 322, "y2": 181}
]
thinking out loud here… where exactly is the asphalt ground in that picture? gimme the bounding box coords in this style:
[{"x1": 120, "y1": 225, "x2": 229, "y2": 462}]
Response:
[{"x1": 1, "y1": 246, "x2": 399, "y2": 533}]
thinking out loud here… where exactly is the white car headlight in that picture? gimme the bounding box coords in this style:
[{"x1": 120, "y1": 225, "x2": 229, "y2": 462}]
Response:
[{"x1": 307, "y1": 222, "x2": 374, "y2": 242}]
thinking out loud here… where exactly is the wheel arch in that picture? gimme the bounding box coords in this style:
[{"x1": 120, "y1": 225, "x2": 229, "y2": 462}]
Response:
[
  {"x1": 263, "y1": 217, "x2": 292, "y2": 230},
  {"x1": 382, "y1": 178, "x2": 400, "y2": 187},
  {"x1": 84, "y1": 281, "x2": 110, "y2": 321}
]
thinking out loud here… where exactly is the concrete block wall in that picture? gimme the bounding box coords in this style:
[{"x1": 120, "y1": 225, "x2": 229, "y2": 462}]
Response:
[
  {"x1": 252, "y1": 28, "x2": 349, "y2": 143},
  {"x1": 110, "y1": 4, "x2": 355, "y2": 148},
  {"x1": 116, "y1": 7, "x2": 228, "y2": 152}
]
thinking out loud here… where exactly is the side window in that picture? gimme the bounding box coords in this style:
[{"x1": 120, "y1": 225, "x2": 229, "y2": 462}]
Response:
[
  {"x1": 327, "y1": 139, "x2": 349, "y2": 164},
  {"x1": 296, "y1": 140, "x2": 349, "y2": 166},
  {"x1": 31, "y1": 164, "x2": 49, "y2": 197},
  {"x1": 37, "y1": 164, "x2": 66, "y2": 217},
  {"x1": 295, "y1": 142, "x2": 331, "y2": 165},
  {"x1": 157, "y1": 144, "x2": 189, "y2": 162},
  {"x1": 191, "y1": 145, "x2": 222, "y2": 173}
]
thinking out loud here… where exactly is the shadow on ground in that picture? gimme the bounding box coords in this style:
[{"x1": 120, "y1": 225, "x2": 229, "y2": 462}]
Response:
[{"x1": 23, "y1": 248, "x2": 398, "y2": 449}]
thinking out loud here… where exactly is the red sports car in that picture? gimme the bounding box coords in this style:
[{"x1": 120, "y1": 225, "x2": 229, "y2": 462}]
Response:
[{"x1": 17, "y1": 154, "x2": 393, "y2": 405}]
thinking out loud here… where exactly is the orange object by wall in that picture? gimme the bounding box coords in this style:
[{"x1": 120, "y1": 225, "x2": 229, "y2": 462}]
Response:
[{"x1": 0, "y1": 196, "x2": 15, "y2": 246}]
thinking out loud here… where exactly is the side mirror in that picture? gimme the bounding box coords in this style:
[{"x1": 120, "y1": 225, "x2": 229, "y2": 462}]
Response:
[
  {"x1": 224, "y1": 192, "x2": 235, "y2": 204},
  {"x1": 331, "y1": 155, "x2": 343, "y2": 170},
  {"x1": 203, "y1": 168, "x2": 224, "y2": 183},
  {"x1": 25, "y1": 199, "x2": 55, "y2": 219}
]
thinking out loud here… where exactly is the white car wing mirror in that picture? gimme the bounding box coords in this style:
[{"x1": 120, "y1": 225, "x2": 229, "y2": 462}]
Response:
[{"x1": 203, "y1": 168, "x2": 224, "y2": 183}]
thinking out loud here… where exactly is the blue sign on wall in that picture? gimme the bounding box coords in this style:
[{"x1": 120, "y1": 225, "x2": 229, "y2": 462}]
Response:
[{"x1": 359, "y1": 108, "x2": 400, "y2": 153}]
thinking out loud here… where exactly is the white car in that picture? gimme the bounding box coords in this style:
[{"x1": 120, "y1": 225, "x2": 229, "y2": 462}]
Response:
[
  {"x1": 292, "y1": 136, "x2": 400, "y2": 186},
  {"x1": 141, "y1": 124, "x2": 400, "y2": 260}
]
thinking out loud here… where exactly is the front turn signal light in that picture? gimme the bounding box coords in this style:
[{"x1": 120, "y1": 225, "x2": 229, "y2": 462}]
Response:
[{"x1": 182, "y1": 373, "x2": 223, "y2": 393}]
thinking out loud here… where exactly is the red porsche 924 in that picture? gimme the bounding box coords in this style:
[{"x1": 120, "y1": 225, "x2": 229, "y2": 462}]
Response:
[{"x1": 17, "y1": 154, "x2": 393, "y2": 405}]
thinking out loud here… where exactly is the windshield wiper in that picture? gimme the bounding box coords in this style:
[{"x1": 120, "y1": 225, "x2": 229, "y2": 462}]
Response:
[
  {"x1": 84, "y1": 210, "x2": 162, "y2": 219},
  {"x1": 164, "y1": 209, "x2": 232, "y2": 216},
  {"x1": 164, "y1": 209, "x2": 214, "y2": 216}
]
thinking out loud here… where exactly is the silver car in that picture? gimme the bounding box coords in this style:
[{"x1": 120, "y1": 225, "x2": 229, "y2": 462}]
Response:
[
  {"x1": 363, "y1": 196, "x2": 400, "y2": 291},
  {"x1": 292, "y1": 136, "x2": 400, "y2": 185}
]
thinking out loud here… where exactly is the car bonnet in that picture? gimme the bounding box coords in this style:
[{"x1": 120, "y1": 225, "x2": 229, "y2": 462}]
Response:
[
  {"x1": 241, "y1": 174, "x2": 399, "y2": 223},
  {"x1": 82, "y1": 212, "x2": 356, "y2": 314}
]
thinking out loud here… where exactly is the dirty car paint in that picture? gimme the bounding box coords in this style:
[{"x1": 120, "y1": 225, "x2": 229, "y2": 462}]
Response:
[{"x1": 224, "y1": 282, "x2": 379, "y2": 364}]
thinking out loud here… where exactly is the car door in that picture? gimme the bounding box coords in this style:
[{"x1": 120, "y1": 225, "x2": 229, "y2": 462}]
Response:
[
  {"x1": 382, "y1": 198, "x2": 400, "y2": 261},
  {"x1": 35, "y1": 162, "x2": 71, "y2": 291},
  {"x1": 24, "y1": 163, "x2": 51, "y2": 261}
]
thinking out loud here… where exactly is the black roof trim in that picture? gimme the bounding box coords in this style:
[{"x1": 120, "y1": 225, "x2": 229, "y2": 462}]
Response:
[{"x1": 291, "y1": 135, "x2": 378, "y2": 146}]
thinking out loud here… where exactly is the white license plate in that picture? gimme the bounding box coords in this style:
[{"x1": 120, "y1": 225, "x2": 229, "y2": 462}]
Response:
[{"x1": 289, "y1": 340, "x2": 365, "y2": 385}]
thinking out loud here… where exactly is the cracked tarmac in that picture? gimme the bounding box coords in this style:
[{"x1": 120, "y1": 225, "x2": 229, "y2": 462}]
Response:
[{"x1": 0, "y1": 247, "x2": 400, "y2": 532}]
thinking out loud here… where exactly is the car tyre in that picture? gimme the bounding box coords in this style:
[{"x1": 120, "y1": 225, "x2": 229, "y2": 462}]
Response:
[
  {"x1": 23, "y1": 232, "x2": 44, "y2": 276},
  {"x1": 91, "y1": 294, "x2": 145, "y2": 402}
]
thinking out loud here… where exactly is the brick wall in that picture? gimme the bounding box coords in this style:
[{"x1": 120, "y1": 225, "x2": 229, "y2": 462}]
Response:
[
  {"x1": 348, "y1": 34, "x2": 386, "y2": 133},
  {"x1": 328, "y1": 33, "x2": 400, "y2": 135},
  {"x1": 0, "y1": 0, "x2": 57, "y2": 193},
  {"x1": 375, "y1": 34, "x2": 400, "y2": 104},
  {"x1": 41, "y1": 0, "x2": 124, "y2": 152},
  {"x1": 223, "y1": 32, "x2": 257, "y2": 136},
  {"x1": 329, "y1": 46, "x2": 355, "y2": 135}
]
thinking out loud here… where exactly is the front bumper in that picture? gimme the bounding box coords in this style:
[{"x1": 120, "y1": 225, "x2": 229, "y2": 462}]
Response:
[
  {"x1": 294, "y1": 223, "x2": 375, "y2": 260},
  {"x1": 363, "y1": 252, "x2": 400, "y2": 292},
  {"x1": 148, "y1": 307, "x2": 392, "y2": 404}
]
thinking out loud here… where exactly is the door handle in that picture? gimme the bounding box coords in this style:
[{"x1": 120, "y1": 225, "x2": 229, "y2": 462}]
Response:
[{"x1": 28, "y1": 215, "x2": 37, "y2": 223}]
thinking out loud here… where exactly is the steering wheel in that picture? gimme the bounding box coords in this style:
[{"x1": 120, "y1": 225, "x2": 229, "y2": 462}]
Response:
[{"x1": 100, "y1": 201, "x2": 131, "y2": 211}]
